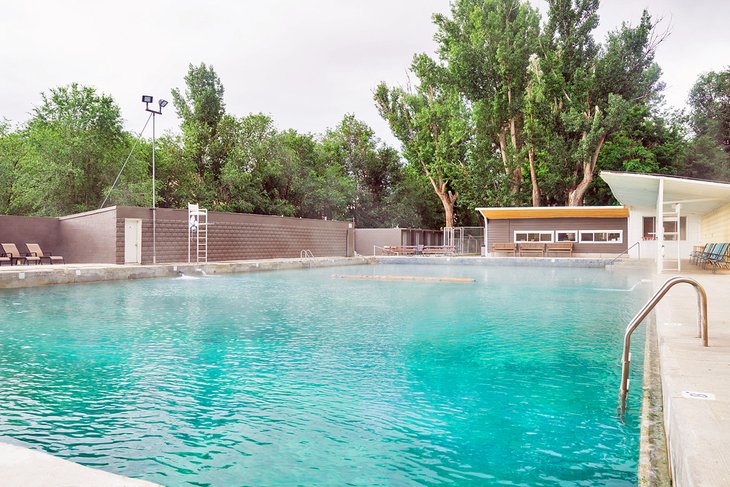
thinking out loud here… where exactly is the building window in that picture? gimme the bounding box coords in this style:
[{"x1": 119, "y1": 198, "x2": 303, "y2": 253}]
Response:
[
  {"x1": 556, "y1": 231, "x2": 578, "y2": 242},
  {"x1": 642, "y1": 216, "x2": 687, "y2": 241},
  {"x1": 579, "y1": 230, "x2": 623, "y2": 243},
  {"x1": 514, "y1": 231, "x2": 553, "y2": 242}
]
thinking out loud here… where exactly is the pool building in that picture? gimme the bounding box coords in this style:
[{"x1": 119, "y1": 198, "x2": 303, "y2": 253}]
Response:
[{"x1": 479, "y1": 171, "x2": 730, "y2": 272}]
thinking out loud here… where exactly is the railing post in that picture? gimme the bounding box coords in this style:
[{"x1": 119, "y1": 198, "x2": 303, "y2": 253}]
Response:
[{"x1": 619, "y1": 276, "x2": 708, "y2": 414}]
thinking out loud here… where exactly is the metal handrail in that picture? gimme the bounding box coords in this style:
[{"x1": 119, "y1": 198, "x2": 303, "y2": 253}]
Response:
[
  {"x1": 608, "y1": 241, "x2": 641, "y2": 265},
  {"x1": 300, "y1": 249, "x2": 314, "y2": 259},
  {"x1": 618, "y1": 276, "x2": 708, "y2": 413}
]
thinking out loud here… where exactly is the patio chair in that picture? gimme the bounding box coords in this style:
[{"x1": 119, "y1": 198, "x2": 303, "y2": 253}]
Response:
[
  {"x1": 0, "y1": 249, "x2": 10, "y2": 266},
  {"x1": 25, "y1": 243, "x2": 64, "y2": 264},
  {"x1": 698, "y1": 243, "x2": 724, "y2": 269},
  {"x1": 695, "y1": 243, "x2": 717, "y2": 267},
  {"x1": 1, "y1": 243, "x2": 40, "y2": 265},
  {"x1": 690, "y1": 244, "x2": 710, "y2": 265},
  {"x1": 712, "y1": 244, "x2": 730, "y2": 272},
  {"x1": 705, "y1": 243, "x2": 729, "y2": 272}
]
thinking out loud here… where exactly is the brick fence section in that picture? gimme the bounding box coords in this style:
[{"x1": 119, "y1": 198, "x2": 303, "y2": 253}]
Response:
[
  {"x1": 1, "y1": 206, "x2": 353, "y2": 265},
  {"x1": 115, "y1": 206, "x2": 352, "y2": 264}
]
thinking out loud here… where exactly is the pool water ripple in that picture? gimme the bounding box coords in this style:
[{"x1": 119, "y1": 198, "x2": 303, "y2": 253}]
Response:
[{"x1": 0, "y1": 265, "x2": 649, "y2": 485}]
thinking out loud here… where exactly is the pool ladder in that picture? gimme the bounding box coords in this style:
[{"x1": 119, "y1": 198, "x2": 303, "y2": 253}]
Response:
[{"x1": 618, "y1": 276, "x2": 708, "y2": 413}]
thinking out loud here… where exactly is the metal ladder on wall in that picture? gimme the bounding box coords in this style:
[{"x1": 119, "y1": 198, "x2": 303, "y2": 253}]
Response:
[
  {"x1": 188, "y1": 203, "x2": 208, "y2": 263},
  {"x1": 618, "y1": 276, "x2": 708, "y2": 414}
]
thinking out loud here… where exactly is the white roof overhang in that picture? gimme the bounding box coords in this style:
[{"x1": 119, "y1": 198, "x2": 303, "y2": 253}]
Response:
[{"x1": 600, "y1": 171, "x2": 730, "y2": 215}]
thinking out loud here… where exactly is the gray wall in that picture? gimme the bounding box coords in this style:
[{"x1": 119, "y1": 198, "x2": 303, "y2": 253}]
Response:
[
  {"x1": 0, "y1": 215, "x2": 60, "y2": 257},
  {"x1": 487, "y1": 217, "x2": 628, "y2": 254},
  {"x1": 116, "y1": 206, "x2": 353, "y2": 264},
  {"x1": 355, "y1": 228, "x2": 444, "y2": 255},
  {"x1": 354, "y1": 228, "x2": 402, "y2": 255},
  {"x1": 1, "y1": 207, "x2": 354, "y2": 264},
  {"x1": 58, "y1": 208, "x2": 118, "y2": 263}
]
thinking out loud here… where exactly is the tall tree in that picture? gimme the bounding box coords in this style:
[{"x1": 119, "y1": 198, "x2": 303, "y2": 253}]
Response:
[
  {"x1": 0, "y1": 122, "x2": 24, "y2": 213},
  {"x1": 586, "y1": 105, "x2": 686, "y2": 204},
  {"x1": 688, "y1": 67, "x2": 730, "y2": 153},
  {"x1": 11, "y1": 83, "x2": 131, "y2": 215},
  {"x1": 171, "y1": 63, "x2": 227, "y2": 187},
  {"x1": 433, "y1": 0, "x2": 540, "y2": 201},
  {"x1": 375, "y1": 57, "x2": 470, "y2": 228},
  {"x1": 321, "y1": 115, "x2": 405, "y2": 227},
  {"x1": 537, "y1": 3, "x2": 663, "y2": 205},
  {"x1": 681, "y1": 68, "x2": 730, "y2": 181}
]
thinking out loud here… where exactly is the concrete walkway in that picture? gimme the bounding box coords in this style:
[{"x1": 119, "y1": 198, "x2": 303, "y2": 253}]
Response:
[
  {"x1": 0, "y1": 442, "x2": 158, "y2": 486},
  {"x1": 654, "y1": 267, "x2": 730, "y2": 486},
  {"x1": 0, "y1": 256, "x2": 371, "y2": 289}
]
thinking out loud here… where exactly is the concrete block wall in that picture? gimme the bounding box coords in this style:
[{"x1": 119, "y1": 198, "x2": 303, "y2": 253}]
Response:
[{"x1": 115, "y1": 206, "x2": 352, "y2": 264}]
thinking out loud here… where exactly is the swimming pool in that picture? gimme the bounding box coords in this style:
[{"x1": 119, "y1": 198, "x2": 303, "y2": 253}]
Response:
[{"x1": 0, "y1": 264, "x2": 649, "y2": 485}]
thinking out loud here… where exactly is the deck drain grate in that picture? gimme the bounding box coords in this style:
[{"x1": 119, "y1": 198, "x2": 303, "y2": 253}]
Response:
[{"x1": 681, "y1": 391, "x2": 716, "y2": 400}]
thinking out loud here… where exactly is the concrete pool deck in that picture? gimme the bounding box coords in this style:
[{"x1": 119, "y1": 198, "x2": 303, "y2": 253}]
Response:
[
  {"x1": 652, "y1": 267, "x2": 730, "y2": 486},
  {"x1": 0, "y1": 442, "x2": 158, "y2": 486},
  {"x1": 0, "y1": 257, "x2": 728, "y2": 485},
  {"x1": 0, "y1": 256, "x2": 372, "y2": 289}
]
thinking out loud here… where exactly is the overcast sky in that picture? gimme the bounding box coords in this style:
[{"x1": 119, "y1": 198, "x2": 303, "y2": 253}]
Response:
[{"x1": 1, "y1": 1, "x2": 728, "y2": 148}]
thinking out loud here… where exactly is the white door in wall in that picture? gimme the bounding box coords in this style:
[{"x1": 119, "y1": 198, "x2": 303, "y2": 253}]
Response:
[{"x1": 124, "y1": 218, "x2": 142, "y2": 264}]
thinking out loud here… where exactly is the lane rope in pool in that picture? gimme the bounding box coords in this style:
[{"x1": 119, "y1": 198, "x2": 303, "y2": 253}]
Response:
[{"x1": 331, "y1": 274, "x2": 475, "y2": 283}]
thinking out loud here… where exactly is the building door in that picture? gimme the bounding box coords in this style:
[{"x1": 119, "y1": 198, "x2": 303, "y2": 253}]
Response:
[{"x1": 124, "y1": 218, "x2": 142, "y2": 264}]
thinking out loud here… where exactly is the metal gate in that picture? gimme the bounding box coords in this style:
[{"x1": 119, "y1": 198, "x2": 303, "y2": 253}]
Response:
[{"x1": 443, "y1": 227, "x2": 484, "y2": 255}]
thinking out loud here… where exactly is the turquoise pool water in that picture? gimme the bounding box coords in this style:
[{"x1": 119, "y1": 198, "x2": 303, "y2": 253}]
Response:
[{"x1": 0, "y1": 264, "x2": 649, "y2": 485}]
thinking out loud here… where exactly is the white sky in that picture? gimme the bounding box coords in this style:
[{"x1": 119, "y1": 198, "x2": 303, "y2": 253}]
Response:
[{"x1": 1, "y1": 1, "x2": 728, "y2": 147}]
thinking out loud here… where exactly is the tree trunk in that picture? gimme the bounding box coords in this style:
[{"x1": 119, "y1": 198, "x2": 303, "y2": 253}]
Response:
[
  {"x1": 498, "y1": 127, "x2": 509, "y2": 176},
  {"x1": 439, "y1": 192, "x2": 456, "y2": 228},
  {"x1": 424, "y1": 168, "x2": 457, "y2": 228},
  {"x1": 508, "y1": 117, "x2": 522, "y2": 195},
  {"x1": 528, "y1": 146, "x2": 540, "y2": 206},
  {"x1": 567, "y1": 133, "x2": 607, "y2": 206}
]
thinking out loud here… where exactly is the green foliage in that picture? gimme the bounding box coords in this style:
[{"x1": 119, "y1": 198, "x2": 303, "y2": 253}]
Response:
[
  {"x1": 321, "y1": 115, "x2": 406, "y2": 227},
  {"x1": 585, "y1": 105, "x2": 686, "y2": 204},
  {"x1": 172, "y1": 63, "x2": 227, "y2": 184},
  {"x1": 681, "y1": 135, "x2": 730, "y2": 181},
  {"x1": 433, "y1": 0, "x2": 540, "y2": 201},
  {"x1": 375, "y1": 70, "x2": 470, "y2": 227},
  {"x1": 681, "y1": 68, "x2": 730, "y2": 180},
  {"x1": 8, "y1": 83, "x2": 143, "y2": 215},
  {"x1": 533, "y1": 4, "x2": 664, "y2": 204},
  {"x1": 10, "y1": 10, "x2": 722, "y2": 229},
  {"x1": 0, "y1": 122, "x2": 24, "y2": 214}
]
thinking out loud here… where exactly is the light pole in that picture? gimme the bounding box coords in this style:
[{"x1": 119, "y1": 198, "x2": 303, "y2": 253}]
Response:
[{"x1": 142, "y1": 95, "x2": 168, "y2": 265}]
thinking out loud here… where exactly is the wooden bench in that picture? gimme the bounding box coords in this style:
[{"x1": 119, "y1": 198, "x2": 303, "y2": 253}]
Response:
[
  {"x1": 422, "y1": 245, "x2": 456, "y2": 255},
  {"x1": 546, "y1": 242, "x2": 573, "y2": 257},
  {"x1": 518, "y1": 242, "x2": 545, "y2": 257},
  {"x1": 383, "y1": 245, "x2": 418, "y2": 256},
  {"x1": 492, "y1": 243, "x2": 517, "y2": 256}
]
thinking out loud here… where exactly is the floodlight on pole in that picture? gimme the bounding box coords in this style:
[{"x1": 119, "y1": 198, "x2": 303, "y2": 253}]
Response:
[{"x1": 143, "y1": 94, "x2": 167, "y2": 264}]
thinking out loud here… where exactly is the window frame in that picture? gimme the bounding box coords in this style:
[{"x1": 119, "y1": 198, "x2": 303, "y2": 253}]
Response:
[
  {"x1": 555, "y1": 230, "x2": 578, "y2": 243},
  {"x1": 513, "y1": 230, "x2": 554, "y2": 243},
  {"x1": 578, "y1": 230, "x2": 623, "y2": 244},
  {"x1": 642, "y1": 216, "x2": 687, "y2": 241}
]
